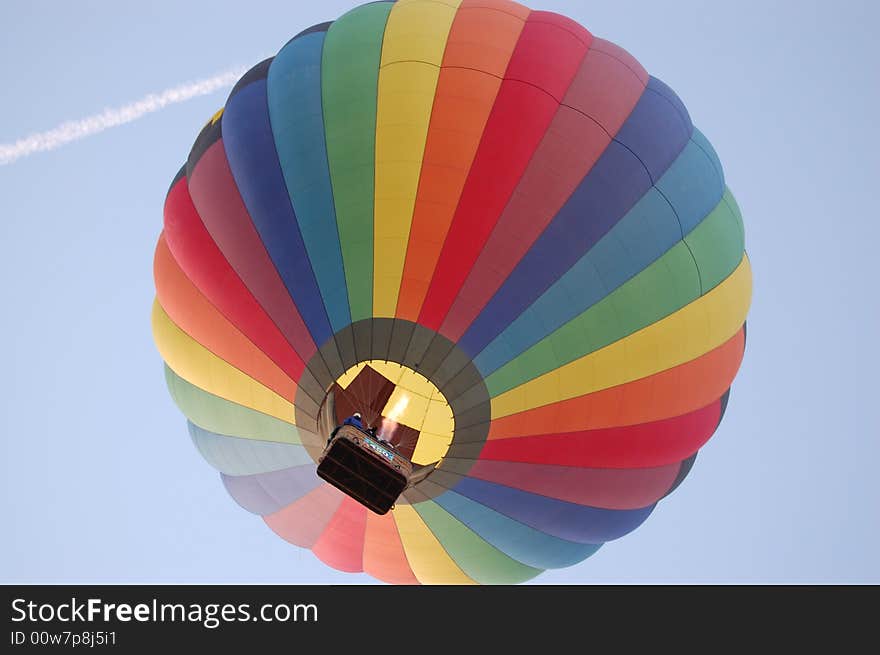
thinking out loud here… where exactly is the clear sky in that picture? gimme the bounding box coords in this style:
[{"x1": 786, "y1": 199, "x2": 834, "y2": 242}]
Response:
[{"x1": 1, "y1": 0, "x2": 877, "y2": 584}]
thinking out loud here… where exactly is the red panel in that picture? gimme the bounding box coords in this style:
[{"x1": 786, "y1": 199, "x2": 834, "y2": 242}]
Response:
[
  {"x1": 504, "y1": 11, "x2": 591, "y2": 98},
  {"x1": 395, "y1": 1, "x2": 527, "y2": 321},
  {"x1": 162, "y1": 178, "x2": 308, "y2": 381},
  {"x1": 263, "y1": 484, "x2": 344, "y2": 548},
  {"x1": 464, "y1": 459, "x2": 681, "y2": 510},
  {"x1": 592, "y1": 37, "x2": 649, "y2": 86},
  {"x1": 312, "y1": 497, "x2": 368, "y2": 573},
  {"x1": 439, "y1": 38, "x2": 649, "y2": 340},
  {"x1": 439, "y1": 106, "x2": 608, "y2": 339},
  {"x1": 186, "y1": 141, "x2": 317, "y2": 363},
  {"x1": 480, "y1": 398, "x2": 723, "y2": 468},
  {"x1": 154, "y1": 234, "x2": 297, "y2": 400},
  {"x1": 417, "y1": 14, "x2": 591, "y2": 330},
  {"x1": 565, "y1": 37, "x2": 647, "y2": 134}
]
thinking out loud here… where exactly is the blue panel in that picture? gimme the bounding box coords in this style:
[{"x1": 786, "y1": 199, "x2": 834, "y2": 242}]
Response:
[
  {"x1": 268, "y1": 32, "x2": 351, "y2": 333},
  {"x1": 222, "y1": 77, "x2": 333, "y2": 347},
  {"x1": 474, "y1": 133, "x2": 724, "y2": 376},
  {"x1": 433, "y1": 490, "x2": 601, "y2": 569},
  {"x1": 221, "y1": 465, "x2": 322, "y2": 515},
  {"x1": 451, "y1": 477, "x2": 654, "y2": 544},
  {"x1": 616, "y1": 77, "x2": 693, "y2": 182}
]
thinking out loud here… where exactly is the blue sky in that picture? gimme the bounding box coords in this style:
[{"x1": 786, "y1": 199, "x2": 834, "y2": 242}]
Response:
[{"x1": 1, "y1": 0, "x2": 877, "y2": 583}]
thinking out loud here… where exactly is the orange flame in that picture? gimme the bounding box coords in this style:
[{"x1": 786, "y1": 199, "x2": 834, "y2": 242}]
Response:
[{"x1": 380, "y1": 394, "x2": 410, "y2": 443}]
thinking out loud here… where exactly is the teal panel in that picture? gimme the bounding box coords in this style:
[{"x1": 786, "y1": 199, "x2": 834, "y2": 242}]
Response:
[
  {"x1": 189, "y1": 422, "x2": 313, "y2": 475},
  {"x1": 268, "y1": 32, "x2": 351, "y2": 332},
  {"x1": 656, "y1": 129, "x2": 725, "y2": 235}
]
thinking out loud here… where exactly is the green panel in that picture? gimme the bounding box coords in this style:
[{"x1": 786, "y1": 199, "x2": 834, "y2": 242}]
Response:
[
  {"x1": 412, "y1": 500, "x2": 543, "y2": 584},
  {"x1": 486, "y1": 243, "x2": 701, "y2": 397},
  {"x1": 685, "y1": 187, "x2": 746, "y2": 292},
  {"x1": 164, "y1": 365, "x2": 301, "y2": 444},
  {"x1": 723, "y1": 187, "x2": 746, "y2": 248},
  {"x1": 322, "y1": 2, "x2": 393, "y2": 321}
]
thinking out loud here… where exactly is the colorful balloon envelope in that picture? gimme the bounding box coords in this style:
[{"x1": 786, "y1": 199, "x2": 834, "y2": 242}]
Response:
[{"x1": 152, "y1": 0, "x2": 751, "y2": 584}]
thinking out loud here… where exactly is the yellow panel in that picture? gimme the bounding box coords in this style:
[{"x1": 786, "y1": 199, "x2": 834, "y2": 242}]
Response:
[
  {"x1": 151, "y1": 300, "x2": 295, "y2": 425},
  {"x1": 364, "y1": 361, "x2": 406, "y2": 386},
  {"x1": 392, "y1": 504, "x2": 475, "y2": 584},
  {"x1": 422, "y1": 399, "x2": 454, "y2": 435},
  {"x1": 491, "y1": 255, "x2": 753, "y2": 418},
  {"x1": 337, "y1": 361, "x2": 441, "y2": 398},
  {"x1": 335, "y1": 362, "x2": 367, "y2": 390},
  {"x1": 373, "y1": 0, "x2": 462, "y2": 317},
  {"x1": 411, "y1": 432, "x2": 452, "y2": 465},
  {"x1": 384, "y1": 386, "x2": 430, "y2": 429},
  {"x1": 380, "y1": 0, "x2": 462, "y2": 65},
  {"x1": 396, "y1": 367, "x2": 437, "y2": 400}
]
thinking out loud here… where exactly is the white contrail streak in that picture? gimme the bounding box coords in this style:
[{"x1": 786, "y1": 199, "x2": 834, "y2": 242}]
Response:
[{"x1": 0, "y1": 66, "x2": 247, "y2": 166}]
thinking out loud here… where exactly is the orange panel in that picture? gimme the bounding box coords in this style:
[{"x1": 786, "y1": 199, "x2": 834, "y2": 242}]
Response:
[
  {"x1": 395, "y1": 4, "x2": 527, "y2": 321},
  {"x1": 460, "y1": 0, "x2": 529, "y2": 21},
  {"x1": 487, "y1": 326, "x2": 746, "y2": 439},
  {"x1": 445, "y1": 1, "x2": 530, "y2": 75},
  {"x1": 363, "y1": 511, "x2": 420, "y2": 585}
]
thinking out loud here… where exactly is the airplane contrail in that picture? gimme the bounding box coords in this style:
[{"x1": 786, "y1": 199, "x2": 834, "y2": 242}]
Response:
[{"x1": 0, "y1": 66, "x2": 247, "y2": 166}]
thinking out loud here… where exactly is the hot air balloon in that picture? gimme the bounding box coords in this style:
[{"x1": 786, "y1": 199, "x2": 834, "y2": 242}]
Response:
[{"x1": 152, "y1": 0, "x2": 751, "y2": 584}]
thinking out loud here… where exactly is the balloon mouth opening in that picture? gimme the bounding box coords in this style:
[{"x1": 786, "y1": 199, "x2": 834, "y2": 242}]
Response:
[
  {"x1": 317, "y1": 360, "x2": 455, "y2": 469},
  {"x1": 291, "y1": 318, "x2": 492, "y2": 499}
]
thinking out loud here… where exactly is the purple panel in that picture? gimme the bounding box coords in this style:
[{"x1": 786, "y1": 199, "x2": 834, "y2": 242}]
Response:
[
  {"x1": 614, "y1": 76, "x2": 692, "y2": 182},
  {"x1": 222, "y1": 464, "x2": 321, "y2": 516}
]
